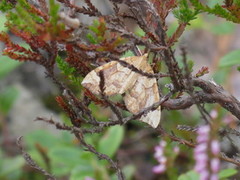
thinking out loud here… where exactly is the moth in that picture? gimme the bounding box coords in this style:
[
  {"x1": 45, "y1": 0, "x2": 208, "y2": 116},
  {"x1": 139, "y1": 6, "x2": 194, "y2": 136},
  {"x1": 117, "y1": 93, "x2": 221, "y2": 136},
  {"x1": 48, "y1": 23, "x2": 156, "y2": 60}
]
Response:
[{"x1": 81, "y1": 54, "x2": 161, "y2": 128}]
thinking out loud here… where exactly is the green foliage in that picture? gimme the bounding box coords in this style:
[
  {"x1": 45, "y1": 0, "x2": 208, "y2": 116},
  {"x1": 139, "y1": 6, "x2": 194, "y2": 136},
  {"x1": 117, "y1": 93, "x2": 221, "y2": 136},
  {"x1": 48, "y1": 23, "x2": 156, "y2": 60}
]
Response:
[
  {"x1": 87, "y1": 19, "x2": 107, "y2": 44},
  {"x1": 178, "y1": 170, "x2": 199, "y2": 180},
  {"x1": 0, "y1": 58, "x2": 21, "y2": 80},
  {"x1": 135, "y1": 27, "x2": 145, "y2": 37},
  {"x1": 218, "y1": 168, "x2": 238, "y2": 179},
  {"x1": 111, "y1": 165, "x2": 135, "y2": 180},
  {"x1": 0, "y1": 86, "x2": 19, "y2": 115},
  {"x1": 173, "y1": 0, "x2": 199, "y2": 23},
  {"x1": 187, "y1": 60, "x2": 194, "y2": 73},
  {"x1": 178, "y1": 168, "x2": 237, "y2": 180},
  {"x1": 70, "y1": 165, "x2": 95, "y2": 180},
  {"x1": 21, "y1": 126, "x2": 125, "y2": 179},
  {"x1": 0, "y1": 152, "x2": 25, "y2": 180},
  {"x1": 189, "y1": 0, "x2": 240, "y2": 23},
  {"x1": 49, "y1": 0, "x2": 60, "y2": 25},
  {"x1": 234, "y1": 0, "x2": 240, "y2": 6},
  {"x1": 1, "y1": 0, "x2": 64, "y2": 36},
  {"x1": 86, "y1": 33, "x2": 98, "y2": 44},
  {"x1": 98, "y1": 125, "x2": 124, "y2": 158},
  {"x1": 56, "y1": 56, "x2": 82, "y2": 85},
  {"x1": 5, "y1": 0, "x2": 43, "y2": 33},
  {"x1": 219, "y1": 49, "x2": 240, "y2": 67},
  {"x1": 0, "y1": 0, "x2": 13, "y2": 13},
  {"x1": 212, "y1": 68, "x2": 230, "y2": 85},
  {"x1": 210, "y1": 20, "x2": 235, "y2": 35},
  {"x1": 86, "y1": 18, "x2": 126, "y2": 50},
  {"x1": 49, "y1": 0, "x2": 64, "y2": 34},
  {"x1": 0, "y1": 14, "x2": 8, "y2": 32}
]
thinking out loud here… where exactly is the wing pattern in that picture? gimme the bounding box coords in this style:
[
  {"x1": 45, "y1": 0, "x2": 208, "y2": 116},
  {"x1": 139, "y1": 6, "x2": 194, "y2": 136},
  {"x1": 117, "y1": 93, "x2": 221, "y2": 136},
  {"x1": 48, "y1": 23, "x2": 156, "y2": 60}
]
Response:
[{"x1": 81, "y1": 54, "x2": 161, "y2": 128}]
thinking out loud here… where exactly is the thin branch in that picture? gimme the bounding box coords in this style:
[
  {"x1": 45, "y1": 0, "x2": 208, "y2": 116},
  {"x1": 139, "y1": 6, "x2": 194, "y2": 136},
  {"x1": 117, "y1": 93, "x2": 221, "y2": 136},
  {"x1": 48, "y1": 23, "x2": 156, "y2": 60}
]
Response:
[
  {"x1": 16, "y1": 137, "x2": 56, "y2": 180},
  {"x1": 36, "y1": 117, "x2": 125, "y2": 180},
  {"x1": 73, "y1": 130, "x2": 125, "y2": 180}
]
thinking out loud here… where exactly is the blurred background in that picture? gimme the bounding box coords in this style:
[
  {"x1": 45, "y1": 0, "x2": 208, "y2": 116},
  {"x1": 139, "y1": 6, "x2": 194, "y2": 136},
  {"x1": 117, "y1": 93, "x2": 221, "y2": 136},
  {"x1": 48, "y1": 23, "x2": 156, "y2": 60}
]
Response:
[{"x1": 0, "y1": 0, "x2": 240, "y2": 179}]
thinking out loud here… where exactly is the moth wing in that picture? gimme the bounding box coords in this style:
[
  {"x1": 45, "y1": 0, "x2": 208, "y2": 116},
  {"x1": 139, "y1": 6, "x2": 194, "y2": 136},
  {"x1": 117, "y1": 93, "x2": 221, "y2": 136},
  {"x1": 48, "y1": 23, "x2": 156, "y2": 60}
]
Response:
[
  {"x1": 124, "y1": 60, "x2": 161, "y2": 128},
  {"x1": 81, "y1": 55, "x2": 146, "y2": 96}
]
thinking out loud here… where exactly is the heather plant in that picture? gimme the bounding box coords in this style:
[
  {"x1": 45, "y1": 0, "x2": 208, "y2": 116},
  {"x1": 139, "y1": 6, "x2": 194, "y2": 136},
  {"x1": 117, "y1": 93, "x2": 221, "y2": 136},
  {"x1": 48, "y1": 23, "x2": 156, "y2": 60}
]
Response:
[{"x1": 0, "y1": 0, "x2": 240, "y2": 180}]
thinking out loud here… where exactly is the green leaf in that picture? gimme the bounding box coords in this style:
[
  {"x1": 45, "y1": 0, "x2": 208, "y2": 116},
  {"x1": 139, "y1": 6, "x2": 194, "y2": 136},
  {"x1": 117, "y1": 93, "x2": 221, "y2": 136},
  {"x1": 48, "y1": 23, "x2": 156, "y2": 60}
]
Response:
[
  {"x1": 49, "y1": 147, "x2": 95, "y2": 176},
  {"x1": 219, "y1": 50, "x2": 240, "y2": 67},
  {"x1": 212, "y1": 68, "x2": 230, "y2": 84},
  {"x1": 0, "y1": 0, "x2": 13, "y2": 12},
  {"x1": 210, "y1": 21, "x2": 235, "y2": 35},
  {"x1": 121, "y1": 51, "x2": 134, "y2": 58},
  {"x1": 56, "y1": 55, "x2": 82, "y2": 84},
  {"x1": 187, "y1": 60, "x2": 194, "y2": 72},
  {"x1": 0, "y1": 156, "x2": 25, "y2": 177},
  {"x1": 135, "y1": 27, "x2": 145, "y2": 37},
  {"x1": 86, "y1": 33, "x2": 98, "y2": 44},
  {"x1": 178, "y1": 170, "x2": 199, "y2": 180},
  {"x1": 218, "y1": 168, "x2": 238, "y2": 179},
  {"x1": 70, "y1": 165, "x2": 95, "y2": 180},
  {"x1": 111, "y1": 164, "x2": 135, "y2": 180},
  {"x1": 0, "y1": 58, "x2": 21, "y2": 79},
  {"x1": 166, "y1": 21, "x2": 178, "y2": 37},
  {"x1": 207, "y1": 0, "x2": 224, "y2": 8},
  {"x1": 173, "y1": 0, "x2": 199, "y2": 23},
  {"x1": 49, "y1": 147, "x2": 85, "y2": 165},
  {"x1": 49, "y1": 147, "x2": 84, "y2": 176},
  {"x1": 49, "y1": 0, "x2": 60, "y2": 27},
  {"x1": 25, "y1": 130, "x2": 61, "y2": 149},
  {"x1": 0, "y1": 15, "x2": 8, "y2": 32},
  {"x1": 98, "y1": 125, "x2": 124, "y2": 158},
  {"x1": 0, "y1": 86, "x2": 19, "y2": 114}
]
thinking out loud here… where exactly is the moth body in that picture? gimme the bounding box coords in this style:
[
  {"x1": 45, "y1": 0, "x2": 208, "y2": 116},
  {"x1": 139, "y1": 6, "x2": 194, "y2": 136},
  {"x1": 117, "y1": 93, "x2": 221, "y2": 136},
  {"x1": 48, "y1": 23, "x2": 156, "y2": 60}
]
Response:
[{"x1": 81, "y1": 54, "x2": 161, "y2": 128}]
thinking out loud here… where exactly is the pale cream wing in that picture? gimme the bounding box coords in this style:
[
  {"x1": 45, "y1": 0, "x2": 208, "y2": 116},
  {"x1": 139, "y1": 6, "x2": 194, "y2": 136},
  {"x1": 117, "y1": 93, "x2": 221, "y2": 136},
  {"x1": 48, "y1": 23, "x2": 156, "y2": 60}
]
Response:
[
  {"x1": 124, "y1": 60, "x2": 161, "y2": 128},
  {"x1": 81, "y1": 55, "x2": 147, "y2": 96}
]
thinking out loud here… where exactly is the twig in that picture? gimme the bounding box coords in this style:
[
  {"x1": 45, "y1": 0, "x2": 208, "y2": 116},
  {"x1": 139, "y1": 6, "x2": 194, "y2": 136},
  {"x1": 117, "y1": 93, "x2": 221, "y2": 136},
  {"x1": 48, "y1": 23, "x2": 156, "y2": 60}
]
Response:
[
  {"x1": 16, "y1": 137, "x2": 56, "y2": 180},
  {"x1": 36, "y1": 117, "x2": 125, "y2": 179}
]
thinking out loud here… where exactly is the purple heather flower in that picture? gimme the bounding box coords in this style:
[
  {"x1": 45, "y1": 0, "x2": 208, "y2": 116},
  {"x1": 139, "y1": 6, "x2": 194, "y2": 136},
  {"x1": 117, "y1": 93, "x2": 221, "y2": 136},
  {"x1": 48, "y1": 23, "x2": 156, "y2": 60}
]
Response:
[
  {"x1": 152, "y1": 164, "x2": 166, "y2": 174},
  {"x1": 194, "y1": 125, "x2": 220, "y2": 180},
  {"x1": 194, "y1": 153, "x2": 208, "y2": 164},
  {"x1": 210, "y1": 174, "x2": 218, "y2": 180},
  {"x1": 154, "y1": 146, "x2": 164, "y2": 158},
  {"x1": 195, "y1": 143, "x2": 208, "y2": 153},
  {"x1": 223, "y1": 115, "x2": 234, "y2": 124},
  {"x1": 153, "y1": 140, "x2": 168, "y2": 174},
  {"x1": 194, "y1": 161, "x2": 207, "y2": 172},
  {"x1": 153, "y1": 140, "x2": 180, "y2": 174},
  {"x1": 160, "y1": 140, "x2": 167, "y2": 147},
  {"x1": 199, "y1": 125, "x2": 210, "y2": 133},
  {"x1": 84, "y1": 177, "x2": 95, "y2": 180},
  {"x1": 210, "y1": 158, "x2": 220, "y2": 173},
  {"x1": 198, "y1": 125, "x2": 210, "y2": 136},
  {"x1": 210, "y1": 110, "x2": 218, "y2": 119},
  {"x1": 158, "y1": 156, "x2": 167, "y2": 164},
  {"x1": 211, "y1": 140, "x2": 220, "y2": 155},
  {"x1": 197, "y1": 135, "x2": 209, "y2": 143},
  {"x1": 199, "y1": 170, "x2": 209, "y2": 180},
  {"x1": 173, "y1": 146, "x2": 180, "y2": 154},
  {"x1": 196, "y1": 125, "x2": 210, "y2": 143}
]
